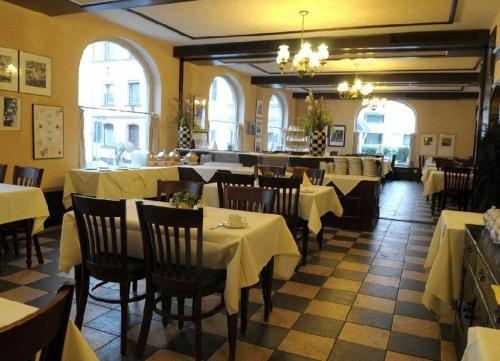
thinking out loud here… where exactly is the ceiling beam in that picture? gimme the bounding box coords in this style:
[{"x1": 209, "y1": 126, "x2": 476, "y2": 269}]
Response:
[
  {"x1": 173, "y1": 30, "x2": 490, "y2": 60},
  {"x1": 251, "y1": 73, "x2": 480, "y2": 86},
  {"x1": 76, "y1": 0, "x2": 197, "y2": 12},
  {"x1": 292, "y1": 92, "x2": 479, "y2": 100}
]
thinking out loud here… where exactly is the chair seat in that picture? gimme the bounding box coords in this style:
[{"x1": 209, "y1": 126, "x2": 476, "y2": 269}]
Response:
[
  {"x1": 87, "y1": 255, "x2": 146, "y2": 281},
  {"x1": 153, "y1": 266, "x2": 226, "y2": 296}
]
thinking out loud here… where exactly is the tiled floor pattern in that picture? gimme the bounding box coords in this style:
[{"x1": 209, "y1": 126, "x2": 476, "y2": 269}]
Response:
[{"x1": 0, "y1": 181, "x2": 457, "y2": 361}]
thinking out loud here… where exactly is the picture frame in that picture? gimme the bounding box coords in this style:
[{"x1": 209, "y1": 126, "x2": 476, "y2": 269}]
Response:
[
  {"x1": 255, "y1": 137, "x2": 262, "y2": 152},
  {"x1": 0, "y1": 47, "x2": 19, "y2": 92},
  {"x1": 19, "y1": 51, "x2": 52, "y2": 96},
  {"x1": 247, "y1": 120, "x2": 256, "y2": 135},
  {"x1": 0, "y1": 95, "x2": 21, "y2": 131},
  {"x1": 328, "y1": 125, "x2": 346, "y2": 147},
  {"x1": 255, "y1": 119, "x2": 262, "y2": 136},
  {"x1": 419, "y1": 133, "x2": 437, "y2": 155},
  {"x1": 437, "y1": 134, "x2": 456, "y2": 157},
  {"x1": 32, "y1": 104, "x2": 64, "y2": 159},
  {"x1": 256, "y1": 99, "x2": 263, "y2": 118}
]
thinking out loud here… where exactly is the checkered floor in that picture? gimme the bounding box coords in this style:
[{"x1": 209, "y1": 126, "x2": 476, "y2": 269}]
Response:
[{"x1": 0, "y1": 180, "x2": 456, "y2": 361}]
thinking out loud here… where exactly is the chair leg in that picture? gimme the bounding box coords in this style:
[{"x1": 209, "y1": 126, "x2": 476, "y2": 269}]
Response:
[
  {"x1": 240, "y1": 288, "x2": 249, "y2": 334},
  {"x1": 132, "y1": 279, "x2": 138, "y2": 294},
  {"x1": 227, "y1": 312, "x2": 238, "y2": 361},
  {"x1": 119, "y1": 281, "x2": 130, "y2": 355},
  {"x1": 12, "y1": 227, "x2": 18, "y2": 257},
  {"x1": 301, "y1": 221, "x2": 309, "y2": 265},
  {"x1": 194, "y1": 297, "x2": 202, "y2": 361},
  {"x1": 161, "y1": 292, "x2": 171, "y2": 327},
  {"x1": 24, "y1": 222, "x2": 32, "y2": 268},
  {"x1": 75, "y1": 272, "x2": 90, "y2": 329},
  {"x1": 177, "y1": 297, "x2": 185, "y2": 330},
  {"x1": 135, "y1": 283, "x2": 155, "y2": 359},
  {"x1": 33, "y1": 234, "x2": 44, "y2": 265}
]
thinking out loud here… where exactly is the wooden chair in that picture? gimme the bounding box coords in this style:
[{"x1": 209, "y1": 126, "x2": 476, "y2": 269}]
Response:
[
  {"x1": 134, "y1": 203, "x2": 236, "y2": 361},
  {"x1": 0, "y1": 283, "x2": 74, "y2": 361},
  {"x1": 223, "y1": 186, "x2": 275, "y2": 333},
  {"x1": 256, "y1": 166, "x2": 286, "y2": 178},
  {"x1": 157, "y1": 180, "x2": 203, "y2": 202},
  {"x1": 440, "y1": 167, "x2": 472, "y2": 211},
  {"x1": 258, "y1": 176, "x2": 308, "y2": 263},
  {"x1": 0, "y1": 164, "x2": 6, "y2": 183},
  {"x1": 418, "y1": 155, "x2": 425, "y2": 183},
  {"x1": 71, "y1": 194, "x2": 146, "y2": 355},
  {"x1": 306, "y1": 168, "x2": 325, "y2": 185},
  {"x1": 216, "y1": 171, "x2": 255, "y2": 208}
]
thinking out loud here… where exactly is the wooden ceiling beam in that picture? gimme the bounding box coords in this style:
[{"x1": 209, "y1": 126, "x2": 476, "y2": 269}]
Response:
[
  {"x1": 292, "y1": 91, "x2": 479, "y2": 100},
  {"x1": 76, "y1": 0, "x2": 197, "y2": 12}
]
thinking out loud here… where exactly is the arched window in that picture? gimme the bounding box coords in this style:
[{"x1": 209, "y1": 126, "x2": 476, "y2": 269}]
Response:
[
  {"x1": 355, "y1": 100, "x2": 416, "y2": 165},
  {"x1": 267, "y1": 94, "x2": 286, "y2": 151},
  {"x1": 79, "y1": 40, "x2": 150, "y2": 166},
  {"x1": 208, "y1": 76, "x2": 238, "y2": 150}
]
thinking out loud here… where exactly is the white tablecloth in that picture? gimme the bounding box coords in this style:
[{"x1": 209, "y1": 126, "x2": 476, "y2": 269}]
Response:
[
  {"x1": 202, "y1": 183, "x2": 343, "y2": 235},
  {"x1": 181, "y1": 164, "x2": 254, "y2": 182},
  {"x1": 423, "y1": 210, "x2": 484, "y2": 318},
  {"x1": 62, "y1": 166, "x2": 179, "y2": 208},
  {"x1": 421, "y1": 165, "x2": 438, "y2": 182},
  {"x1": 59, "y1": 201, "x2": 300, "y2": 315},
  {"x1": 422, "y1": 170, "x2": 474, "y2": 196},
  {"x1": 0, "y1": 184, "x2": 49, "y2": 234},
  {"x1": 0, "y1": 297, "x2": 98, "y2": 361},
  {"x1": 382, "y1": 160, "x2": 392, "y2": 177},
  {"x1": 462, "y1": 327, "x2": 500, "y2": 361},
  {"x1": 322, "y1": 174, "x2": 380, "y2": 196}
]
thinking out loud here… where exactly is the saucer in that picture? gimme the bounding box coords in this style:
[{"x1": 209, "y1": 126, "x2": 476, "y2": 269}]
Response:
[{"x1": 222, "y1": 221, "x2": 248, "y2": 229}]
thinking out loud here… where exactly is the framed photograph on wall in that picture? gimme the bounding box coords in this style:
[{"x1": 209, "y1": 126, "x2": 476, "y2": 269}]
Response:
[
  {"x1": 255, "y1": 137, "x2": 262, "y2": 152},
  {"x1": 419, "y1": 133, "x2": 437, "y2": 155},
  {"x1": 0, "y1": 47, "x2": 18, "y2": 92},
  {"x1": 0, "y1": 95, "x2": 21, "y2": 131},
  {"x1": 247, "y1": 120, "x2": 256, "y2": 135},
  {"x1": 255, "y1": 119, "x2": 262, "y2": 136},
  {"x1": 256, "y1": 99, "x2": 263, "y2": 118},
  {"x1": 33, "y1": 104, "x2": 64, "y2": 159},
  {"x1": 437, "y1": 134, "x2": 456, "y2": 157},
  {"x1": 328, "y1": 125, "x2": 346, "y2": 147},
  {"x1": 20, "y1": 51, "x2": 52, "y2": 96}
]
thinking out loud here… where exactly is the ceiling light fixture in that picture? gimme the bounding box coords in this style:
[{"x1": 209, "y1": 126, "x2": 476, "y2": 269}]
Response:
[
  {"x1": 276, "y1": 11, "x2": 329, "y2": 77},
  {"x1": 337, "y1": 63, "x2": 374, "y2": 100}
]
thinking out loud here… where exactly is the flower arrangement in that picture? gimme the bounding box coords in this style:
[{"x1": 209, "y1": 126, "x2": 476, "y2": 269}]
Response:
[
  {"x1": 298, "y1": 90, "x2": 333, "y2": 133},
  {"x1": 171, "y1": 191, "x2": 198, "y2": 209},
  {"x1": 172, "y1": 96, "x2": 198, "y2": 130}
]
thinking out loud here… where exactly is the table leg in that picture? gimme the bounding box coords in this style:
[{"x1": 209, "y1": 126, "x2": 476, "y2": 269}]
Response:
[
  {"x1": 25, "y1": 220, "x2": 32, "y2": 268},
  {"x1": 227, "y1": 312, "x2": 238, "y2": 361},
  {"x1": 301, "y1": 220, "x2": 309, "y2": 265},
  {"x1": 316, "y1": 227, "x2": 324, "y2": 250},
  {"x1": 431, "y1": 194, "x2": 436, "y2": 216}
]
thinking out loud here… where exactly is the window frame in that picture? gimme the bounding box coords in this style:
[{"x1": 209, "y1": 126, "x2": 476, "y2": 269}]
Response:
[
  {"x1": 208, "y1": 76, "x2": 239, "y2": 150},
  {"x1": 267, "y1": 94, "x2": 286, "y2": 151}
]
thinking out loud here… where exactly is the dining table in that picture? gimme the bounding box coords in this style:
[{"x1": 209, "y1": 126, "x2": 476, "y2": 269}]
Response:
[
  {"x1": 0, "y1": 297, "x2": 98, "y2": 361},
  {"x1": 462, "y1": 327, "x2": 500, "y2": 361},
  {"x1": 322, "y1": 173, "x2": 380, "y2": 196},
  {"x1": 422, "y1": 210, "x2": 484, "y2": 319},
  {"x1": 180, "y1": 163, "x2": 255, "y2": 182},
  {"x1": 59, "y1": 200, "x2": 301, "y2": 315}
]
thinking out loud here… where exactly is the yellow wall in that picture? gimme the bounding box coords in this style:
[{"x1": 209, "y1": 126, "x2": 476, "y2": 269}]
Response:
[{"x1": 295, "y1": 98, "x2": 477, "y2": 164}]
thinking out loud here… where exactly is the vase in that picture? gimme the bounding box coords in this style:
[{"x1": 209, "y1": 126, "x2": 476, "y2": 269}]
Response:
[
  {"x1": 309, "y1": 130, "x2": 327, "y2": 156},
  {"x1": 178, "y1": 126, "x2": 192, "y2": 149}
]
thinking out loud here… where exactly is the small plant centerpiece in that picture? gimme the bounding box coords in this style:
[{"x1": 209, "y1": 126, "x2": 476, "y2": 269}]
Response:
[
  {"x1": 171, "y1": 190, "x2": 198, "y2": 209},
  {"x1": 299, "y1": 90, "x2": 333, "y2": 156},
  {"x1": 173, "y1": 96, "x2": 198, "y2": 149}
]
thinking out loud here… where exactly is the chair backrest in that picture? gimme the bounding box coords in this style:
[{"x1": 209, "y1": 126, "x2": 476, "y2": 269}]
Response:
[
  {"x1": 306, "y1": 168, "x2": 325, "y2": 185},
  {"x1": 157, "y1": 180, "x2": 203, "y2": 202},
  {"x1": 216, "y1": 171, "x2": 255, "y2": 208},
  {"x1": 0, "y1": 283, "x2": 74, "y2": 361},
  {"x1": 0, "y1": 164, "x2": 6, "y2": 183},
  {"x1": 290, "y1": 166, "x2": 308, "y2": 179},
  {"x1": 258, "y1": 175, "x2": 301, "y2": 219},
  {"x1": 136, "y1": 202, "x2": 203, "y2": 290},
  {"x1": 223, "y1": 186, "x2": 275, "y2": 213},
  {"x1": 13, "y1": 166, "x2": 44, "y2": 187},
  {"x1": 256, "y1": 166, "x2": 286, "y2": 178},
  {"x1": 71, "y1": 194, "x2": 128, "y2": 279},
  {"x1": 443, "y1": 167, "x2": 471, "y2": 193}
]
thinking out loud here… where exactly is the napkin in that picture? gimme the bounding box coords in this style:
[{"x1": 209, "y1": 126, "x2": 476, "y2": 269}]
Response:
[
  {"x1": 492, "y1": 285, "x2": 500, "y2": 307},
  {"x1": 302, "y1": 174, "x2": 312, "y2": 186}
]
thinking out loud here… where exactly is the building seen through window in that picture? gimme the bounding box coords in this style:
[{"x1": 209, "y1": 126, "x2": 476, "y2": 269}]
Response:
[
  {"x1": 267, "y1": 94, "x2": 286, "y2": 151},
  {"x1": 208, "y1": 76, "x2": 238, "y2": 150}
]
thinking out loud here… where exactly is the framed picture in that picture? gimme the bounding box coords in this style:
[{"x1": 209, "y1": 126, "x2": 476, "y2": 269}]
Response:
[
  {"x1": 33, "y1": 104, "x2": 64, "y2": 159},
  {"x1": 256, "y1": 99, "x2": 263, "y2": 118},
  {"x1": 328, "y1": 125, "x2": 346, "y2": 147},
  {"x1": 419, "y1": 133, "x2": 437, "y2": 155},
  {"x1": 247, "y1": 120, "x2": 256, "y2": 135},
  {"x1": 255, "y1": 137, "x2": 262, "y2": 152},
  {"x1": 19, "y1": 51, "x2": 52, "y2": 96},
  {"x1": 437, "y1": 134, "x2": 456, "y2": 157},
  {"x1": 0, "y1": 95, "x2": 21, "y2": 131},
  {"x1": 192, "y1": 96, "x2": 206, "y2": 130},
  {"x1": 0, "y1": 47, "x2": 18, "y2": 92},
  {"x1": 255, "y1": 119, "x2": 262, "y2": 136}
]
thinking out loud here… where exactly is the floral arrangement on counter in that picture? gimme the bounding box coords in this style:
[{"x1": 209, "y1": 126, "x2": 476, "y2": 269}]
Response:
[
  {"x1": 172, "y1": 95, "x2": 198, "y2": 130},
  {"x1": 114, "y1": 141, "x2": 135, "y2": 165},
  {"x1": 298, "y1": 89, "x2": 333, "y2": 133},
  {"x1": 171, "y1": 191, "x2": 198, "y2": 209}
]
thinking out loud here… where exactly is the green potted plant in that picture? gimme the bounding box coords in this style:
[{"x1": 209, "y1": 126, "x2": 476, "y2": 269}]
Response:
[
  {"x1": 171, "y1": 190, "x2": 198, "y2": 209},
  {"x1": 173, "y1": 96, "x2": 198, "y2": 149},
  {"x1": 298, "y1": 90, "x2": 333, "y2": 156}
]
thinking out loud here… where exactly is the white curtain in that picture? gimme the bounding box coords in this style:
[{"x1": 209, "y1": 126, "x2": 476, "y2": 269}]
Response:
[
  {"x1": 409, "y1": 133, "x2": 416, "y2": 167},
  {"x1": 148, "y1": 114, "x2": 160, "y2": 154},
  {"x1": 79, "y1": 107, "x2": 86, "y2": 168},
  {"x1": 353, "y1": 132, "x2": 361, "y2": 154}
]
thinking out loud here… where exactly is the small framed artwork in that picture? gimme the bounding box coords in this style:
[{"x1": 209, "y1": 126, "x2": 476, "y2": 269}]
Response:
[
  {"x1": 0, "y1": 47, "x2": 19, "y2": 92},
  {"x1": 33, "y1": 104, "x2": 64, "y2": 159},
  {"x1": 0, "y1": 95, "x2": 21, "y2": 131},
  {"x1": 247, "y1": 120, "x2": 256, "y2": 135},
  {"x1": 256, "y1": 99, "x2": 263, "y2": 118},
  {"x1": 255, "y1": 119, "x2": 262, "y2": 136},
  {"x1": 420, "y1": 133, "x2": 437, "y2": 155},
  {"x1": 255, "y1": 137, "x2": 262, "y2": 152},
  {"x1": 437, "y1": 134, "x2": 456, "y2": 157},
  {"x1": 328, "y1": 125, "x2": 346, "y2": 147},
  {"x1": 19, "y1": 51, "x2": 52, "y2": 96}
]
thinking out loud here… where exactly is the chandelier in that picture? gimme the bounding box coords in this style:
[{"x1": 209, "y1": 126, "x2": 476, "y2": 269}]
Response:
[
  {"x1": 362, "y1": 96, "x2": 387, "y2": 111},
  {"x1": 337, "y1": 64, "x2": 374, "y2": 100},
  {"x1": 276, "y1": 11, "x2": 329, "y2": 77}
]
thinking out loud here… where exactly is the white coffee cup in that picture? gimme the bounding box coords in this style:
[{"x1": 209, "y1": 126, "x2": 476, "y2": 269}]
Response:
[{"x1": 227, "y1": 214, "x2": 246, "y2": 227}]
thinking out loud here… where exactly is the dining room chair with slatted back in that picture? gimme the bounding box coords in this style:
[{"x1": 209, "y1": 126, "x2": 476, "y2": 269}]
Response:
[
  {"x1": 305, "y1": 168, "x2": 325, "y2": 185},
  {"x1": 71, "y1": 194, "x2": 146, "y2": 355},
  {"x1": 223, "y1": 186, "x2": 276, "y2": 334},
  {"x1": 0, "y1": 283, "x2": 74, "y2": 361},
  {"x1": 157, "y1": 180, "x2": 203, "y2": 202},
  {"x1": 216, "y1": 171, "x2": 255, "y2": 208},
  {"x1": 418, "y1": 155, "x2": 426, "y2": 183},
  {"x1": 441, "y1": 167, "x2": 472, "y2": 212},
  {"x1": 135, "y1": 202, "x2": 237, "y2": 361},
  {"x1": 255, "y1": 165, "x2": 286, "y2": 178},
  {"x1": 0, "y1": 164, "x2": 6, "y2": 183}
]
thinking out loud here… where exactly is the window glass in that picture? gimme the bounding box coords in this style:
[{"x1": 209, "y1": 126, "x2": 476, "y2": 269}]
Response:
[
  {"x1": 208, "y1": 76, "x2": 238, "y2": 150},
  {"x1": 128, "y1": 82, "x2": 140, "y2": 105},
  {"x1": 267, "y1": 94, "x2": 285, "y2": 151},
  {"x1": 128, "y1": 124, "x2": 140, "y2": 148}
]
